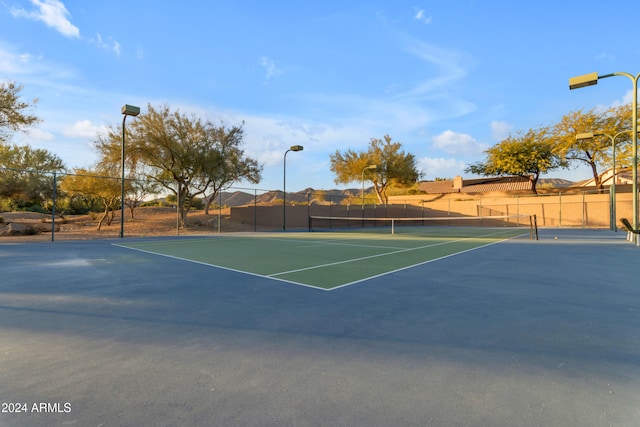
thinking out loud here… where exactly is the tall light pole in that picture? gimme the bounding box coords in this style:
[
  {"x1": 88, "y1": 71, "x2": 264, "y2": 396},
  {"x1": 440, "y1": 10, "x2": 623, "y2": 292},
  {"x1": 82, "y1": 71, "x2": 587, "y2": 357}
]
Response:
[
  {"x1": 361, "y1": 164, "x2": 377, "y2": 206},
  {"x1": 176, "y1": 177, "x2": 188, "y2": 236},
  {"x1": 570, "y1": 71, "x2": 639, "y2": 245},
  {"x1": 283, "y1": 145, "x2": 303, "y2": 231},
  {"x1": 120, "y1": 104, "x2": 140, "y2": 238},
  {"x1": 576, "y1": 131, "x2": 630, "y2": 231}
]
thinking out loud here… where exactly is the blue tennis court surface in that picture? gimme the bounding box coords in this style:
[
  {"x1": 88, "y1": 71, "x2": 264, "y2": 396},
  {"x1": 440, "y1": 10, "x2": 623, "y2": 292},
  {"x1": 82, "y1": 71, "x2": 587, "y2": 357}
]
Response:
[
  {"x1": 1, "y1": 228, "x2": 639, "y2": 426},
  {"x1": 117, "y1": 228, "x2": 530, "y2": 290}
]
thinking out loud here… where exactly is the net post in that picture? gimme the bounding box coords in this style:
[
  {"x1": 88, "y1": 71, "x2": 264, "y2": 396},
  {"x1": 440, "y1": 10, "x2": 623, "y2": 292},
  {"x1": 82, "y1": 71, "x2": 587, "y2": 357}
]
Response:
[
  {"x1": 391, "y1": 219, "x2": 395, "y2": 235},
  {"x1": 529, "y1": 214, "x2": 539, "y2": 240}
]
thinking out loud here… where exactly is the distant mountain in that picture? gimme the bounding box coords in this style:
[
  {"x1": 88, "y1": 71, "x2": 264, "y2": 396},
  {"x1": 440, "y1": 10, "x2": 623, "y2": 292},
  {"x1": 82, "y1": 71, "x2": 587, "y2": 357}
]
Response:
[
  {"x1": 217, "y1": 188, "x2": 363, "y2": 206},
  {"x1": 218, "y1": 191, "x2": 257, "y2": 206}
]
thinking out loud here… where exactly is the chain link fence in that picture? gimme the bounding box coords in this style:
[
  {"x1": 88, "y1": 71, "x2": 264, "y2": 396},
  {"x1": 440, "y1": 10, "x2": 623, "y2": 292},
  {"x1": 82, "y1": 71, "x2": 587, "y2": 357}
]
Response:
[{"x1": 1, "y1": 167, "x2": 636, "y2": 241}]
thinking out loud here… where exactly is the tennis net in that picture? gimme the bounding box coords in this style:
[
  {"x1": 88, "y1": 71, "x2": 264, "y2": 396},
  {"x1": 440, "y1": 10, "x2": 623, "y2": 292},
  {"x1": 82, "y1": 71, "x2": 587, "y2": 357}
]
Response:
[{"x1": 308, "y1": 214, "x2": 539, "y2": 240}]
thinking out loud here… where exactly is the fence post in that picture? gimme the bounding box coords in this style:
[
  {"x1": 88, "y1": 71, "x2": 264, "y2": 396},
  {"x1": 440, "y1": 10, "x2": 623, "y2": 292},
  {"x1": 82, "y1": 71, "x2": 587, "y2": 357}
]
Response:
[
  {"x1": 307, "y1": 191, "x2": 310, "y2": 226},
  {"x1": 609, "y1": 184, "x2": 615, "y2": 231},
  {"x1": 582, "y1": 191, "x2": 586, "y2": 228},
  {"x1": 51, "y1": 171, "x2": 57, "y2": 242},
  {"x1": 558, "y1": 192, "x2": 562, "y2": 226},
  {"x1": 218, "y1": 192, "x2": 222, "y2": 233},
  {"x1": 329, "y1": 195, "x2": 332, "y2": 228}
]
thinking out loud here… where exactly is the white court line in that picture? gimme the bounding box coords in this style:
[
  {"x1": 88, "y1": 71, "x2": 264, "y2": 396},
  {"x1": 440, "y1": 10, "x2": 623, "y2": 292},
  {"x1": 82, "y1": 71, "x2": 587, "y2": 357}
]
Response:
[
  {"x1": 249, "y1": 237, "x2": 405, "y2": 250},
  {"x1": 328, "y1": 238, "x2": 512, "y2": 290},
  {"x1": 267, "y1": 230, "x2": 519, "y2": 278},
  {"x1": 114, "y1": 229, "x2": 526, "y2": 291},
  {"x1": 113, "y1": 243, "x2": 331, "y2": 291},
  {"x1": 294, "y1": 240, "x2": 408, "y2": 250}
]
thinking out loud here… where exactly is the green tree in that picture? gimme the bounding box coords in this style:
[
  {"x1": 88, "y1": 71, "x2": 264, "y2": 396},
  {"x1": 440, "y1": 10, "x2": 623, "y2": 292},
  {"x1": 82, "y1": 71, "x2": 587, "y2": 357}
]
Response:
[
  {"x1": 59, "y1": 168, "x2": 124, "y2": 230},
  {"x1": 194, "y1": 124, "x2": 261, "y2": 215},
  {"x1": 553, "y1": 105, "x2": 632, "y2": 189},
  {"x1": 465, "y1": 128, "x2": 567, "y2": 194},
  {"x1": 0, "y1": 81, "x2": 41, "y2": 143},
  {"x1": 330, "y1": 135, "x2": 422, "y2": 204},
  {"x1": 118, "y1": 174, "x2": 162, "y2": 219},
  {"x1": 0, "y1": 143, "x2": 65, "y2": 209},
  {"x1": 94, "y1": 104, "x2": 262, "y2": 227}
]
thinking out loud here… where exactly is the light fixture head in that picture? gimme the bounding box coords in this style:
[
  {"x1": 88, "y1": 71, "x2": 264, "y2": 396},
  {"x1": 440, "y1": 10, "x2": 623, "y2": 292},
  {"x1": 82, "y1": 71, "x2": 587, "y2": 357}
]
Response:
[
  {"x1": 569, "y1": 72, "x2": 599, "y2": 90},
  {"x1": 575, "y1": 132, "x2": 594, "y2": 141},
  {"x1": 289, "y1": 145, "x2": 304, "y2": 151},
  {"x1": 121, "y1": 104, "x2": 140, "y2": 116}
]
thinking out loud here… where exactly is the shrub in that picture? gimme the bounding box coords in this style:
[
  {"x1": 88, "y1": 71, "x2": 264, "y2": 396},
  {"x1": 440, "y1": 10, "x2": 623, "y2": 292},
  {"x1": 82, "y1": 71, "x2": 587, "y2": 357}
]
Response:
[{"x1": 0, "y1": 198, "x2": 14, "y2": 212}]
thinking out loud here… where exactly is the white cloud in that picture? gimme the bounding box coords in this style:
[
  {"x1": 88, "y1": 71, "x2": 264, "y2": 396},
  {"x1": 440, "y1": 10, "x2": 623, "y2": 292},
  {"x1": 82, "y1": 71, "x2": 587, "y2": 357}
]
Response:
[
  {"x1": 0, "y1": 45, "x2": 35, "y2": 75},
  {"x1": 63, "y1": 120, "x2": 107, "y2": 138},
  {"x1": 595, "y1": 52, "x2": 615, "y2": 61},
  {"x1": 604, "y1": 89, "x2": 634, "y2": 110},
  {"x1": 10, "y1": 2, "x2": 124, "y2": 56},
  {"x1": 89, "y1": 33, "x2": 121, "y2": 56},
  {"x1": 432, "y1": 130, "x2": 485, "y2": 155},
  {"x1": 490, "y1": 120, "x2": 512, "y2": 141},
  {"x1": 0, "y1": 42, "x2": 79, "y2": 82},
  {"x1": 414, "y1": 9, "x2": 432, "y2": 24},
  {"x1": 402, "y1": 41, "x2": 469, "y2": 96},
  {"x1": 394, "y1": 40, "x2": 476, "y2": 123},
  {"x1": 260, "y1": 56, "x2": 283, "y2": 80},
  {"x1": 239, "y1": 115, "x2": 346, "y2": 167},
  {"x1": 10, "y1": 0, "x2": 80, "y2": 38},
  {"x1": 113, "y1": 41, "x2": 121, "y2": 57},
  {"x1": 20, "y1": 127, "x2": 55, "y2": 142},
  {"x1": 419, "y1": 157, "x2": 467, "y2": 179}
]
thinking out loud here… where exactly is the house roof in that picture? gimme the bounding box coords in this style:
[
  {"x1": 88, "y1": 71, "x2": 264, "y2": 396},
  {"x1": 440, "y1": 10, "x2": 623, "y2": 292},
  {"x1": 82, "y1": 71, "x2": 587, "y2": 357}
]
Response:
[
  {"x1": 577, "y1": 167, "x2": 637, "y2": 187},
  {"x1": 418, "y1": 176, "x2": 533, "y2": 194},
  {"x1": 417, "y1": 180, "x2": 458, "y2": 194}
]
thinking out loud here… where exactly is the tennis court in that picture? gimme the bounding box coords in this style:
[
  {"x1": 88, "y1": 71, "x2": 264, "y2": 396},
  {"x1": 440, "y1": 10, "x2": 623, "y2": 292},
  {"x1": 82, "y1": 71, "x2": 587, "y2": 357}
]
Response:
[
  {"x1": 116, "y1": 223, "x2": 532, "y2": 290},
  {"x1": 1, "y1": 227, "x2": 639, "y2": 426}
]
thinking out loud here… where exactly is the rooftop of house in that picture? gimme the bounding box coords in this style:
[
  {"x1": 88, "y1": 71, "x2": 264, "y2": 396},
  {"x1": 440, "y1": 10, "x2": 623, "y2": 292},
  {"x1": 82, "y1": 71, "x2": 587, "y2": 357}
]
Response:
[{"x1": 418, "y1": 175, "x2": 534, "y2": 194}]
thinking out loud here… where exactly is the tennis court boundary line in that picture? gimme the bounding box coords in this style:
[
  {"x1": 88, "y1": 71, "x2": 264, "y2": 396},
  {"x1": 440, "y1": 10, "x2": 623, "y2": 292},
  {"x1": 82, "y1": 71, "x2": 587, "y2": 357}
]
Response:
[
  {"x1": 113, "y1": 233, "x2": 524, "y2": 291},
  {"x1": 328, "y1": 236, "x2": 516, "y2": 290},
  {"x1": 266, "y1": 231, "x2": 514, "y2": 278},
  {"x1": 112, "y1": 243, "x2": 332, "y2": 291}
]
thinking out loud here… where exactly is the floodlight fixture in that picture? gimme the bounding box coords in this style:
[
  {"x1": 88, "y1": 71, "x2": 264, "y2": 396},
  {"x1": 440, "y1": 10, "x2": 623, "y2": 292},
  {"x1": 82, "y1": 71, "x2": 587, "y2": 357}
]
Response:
[
  {"x1": 121, "y1": 104, "x2": 141, "y2": 116},
  {"x1": 569, "y1": 72, "x2": 599, "y2": 90},
  {"x1": 575, "y1": 132, "x2": 595, "y2": 141}
]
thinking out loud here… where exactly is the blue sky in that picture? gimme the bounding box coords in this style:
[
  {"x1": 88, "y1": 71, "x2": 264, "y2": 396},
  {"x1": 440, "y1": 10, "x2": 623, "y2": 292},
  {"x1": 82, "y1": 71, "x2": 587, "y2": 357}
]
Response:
[{"x1": 2, "y1": 0, "x2": 640, "y2": 192}]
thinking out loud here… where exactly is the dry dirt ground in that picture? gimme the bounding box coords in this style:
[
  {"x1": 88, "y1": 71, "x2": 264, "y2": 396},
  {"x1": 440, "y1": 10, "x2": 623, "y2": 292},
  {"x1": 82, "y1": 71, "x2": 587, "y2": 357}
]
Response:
[{"x1": 0, "y1": 207, "x2": 250, "y2": 242}]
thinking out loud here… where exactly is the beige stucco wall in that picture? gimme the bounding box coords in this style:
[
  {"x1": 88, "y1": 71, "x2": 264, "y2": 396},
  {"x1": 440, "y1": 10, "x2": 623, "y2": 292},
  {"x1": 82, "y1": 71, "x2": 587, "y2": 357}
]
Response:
[
  {"x1": 230, "y1": 187, "x2": 635, "y2": 230},
  {"x1": 388, "y1": 188, "x2": 635, "y2": 228}
]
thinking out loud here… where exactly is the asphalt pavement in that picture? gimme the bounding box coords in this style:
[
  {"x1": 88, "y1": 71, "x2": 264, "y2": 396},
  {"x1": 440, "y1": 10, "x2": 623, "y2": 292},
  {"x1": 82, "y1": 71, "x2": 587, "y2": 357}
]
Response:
[{"x1": 0, "y1": 228, "x2": 639, "y2": 426}]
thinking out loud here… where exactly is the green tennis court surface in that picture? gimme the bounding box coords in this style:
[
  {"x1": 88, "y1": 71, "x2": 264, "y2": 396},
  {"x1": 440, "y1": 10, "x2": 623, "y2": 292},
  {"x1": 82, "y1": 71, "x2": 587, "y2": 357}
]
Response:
[{"x1": 117, "y1": 227, "x2": 530, "y2": 290}]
